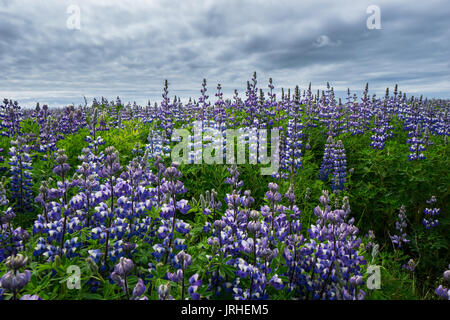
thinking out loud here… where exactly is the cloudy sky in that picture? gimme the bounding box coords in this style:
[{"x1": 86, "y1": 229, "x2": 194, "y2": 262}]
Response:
[{"x1": 1, "y1": 0, "x2": 449, "y2": 107}]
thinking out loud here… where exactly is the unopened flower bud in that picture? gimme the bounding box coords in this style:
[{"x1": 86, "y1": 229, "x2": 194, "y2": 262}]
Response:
[
  {"x1": 54, "y1": 255, "x2": 62, "y2": 267},
  {"x1": 349, "y1": 275, "x2": 363, "y2": 286},
  {"x1": 114, "y1": 257, "x2": 134, "y2": 276},
  {"x1": 443, "y1": 270, "x2": 450, "y2": 283},
  {"x1": 133, "y1": 278, "x2": 146, "y2": 297},
  {"x1": 249, "y1": 210, "x2": 260, "y2": 220},
  {"x1": 158, "y1": 283, "x2": 170, "y2": 300},
  {"x1": 0, "y1": 270, "x2": 31, "y2": 292},
  {"x1": 247, "y1": 221, "x2": 261, "y2": 233},
  {"x1": 305, "y1": 187, "x2": 311, "y2": 201},
  {"x1": 5, "y1": 254, "x2": 29, "y2": 271},
  {"x1": 86, "y1": 257, "x2": 98, "y2": 273},
  {"x1": 268, "y1": 182, "x2": 279, "y2": 193},
  {"x1": 319, "y1": 190, "x2": 330, "y2": 207},
  {"x1": 213, "y1": 220, "x2": 226, "y2": 230}
]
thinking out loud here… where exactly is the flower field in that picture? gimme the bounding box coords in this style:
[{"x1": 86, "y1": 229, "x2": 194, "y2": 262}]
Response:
[{"x1": 0, "y1": 75, "x2": 448, "y2": 300}]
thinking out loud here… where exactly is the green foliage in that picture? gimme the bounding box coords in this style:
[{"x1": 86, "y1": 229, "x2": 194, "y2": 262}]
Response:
[{"x1": 1, "y1": 111, "x2": 448, "y2": 300}]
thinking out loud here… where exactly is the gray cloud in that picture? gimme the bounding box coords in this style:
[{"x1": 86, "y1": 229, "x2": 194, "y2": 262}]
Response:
[{"x1": 0, "y1": 0, "x2": 449, "y2": 107}]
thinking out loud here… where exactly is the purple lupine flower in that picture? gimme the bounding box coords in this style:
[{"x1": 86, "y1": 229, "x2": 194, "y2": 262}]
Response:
[
  {"x1": 406, "y1": 123, "x2": 427, "y2": 161},
  {"x1": 158, "y1": 283, "x2": 173, "y2": 300},
  {"x1": 111, "y1": 257, "x2": 135, "y2": 299},
  {"x1": 269, "y1": 274, "x2": 284, "y2": 290},
  {"x1": 0, "y1": 270, "x2": 31, "y2": 299},
  {"x1": 174, "y1": 250, "x2": 192, "y2": 270},
  {"x1": 331, "y1": 140, "x2": 347, "y2": 192},
  {"x1": 113, "y1": 257, "x2": 134, "y2": 276},
  {"x1": 132, "y1": 278, "x2": 146, "y2": 298},
  {"x1": 225, "y1": 164, "x2": 244, "y2": 192},
  {"x1": 422, "y1": 196, "x2": 440, "y2": 229},
  {"x1": 188, "y1": 274, "x2": 202, "y2": 300},
  {"x1": 318, "y1": 136, "x2": 335, "y2": 181},
  {"x1": 8, "y1": 138, "x2": 34, "y2": 215},
  {"x1": 390, "y1": 205, "x2": 410, "y2": 249},
  {"x1": 20, "y1": 294, "x2": 42, "y2": 300},
  {"x1": 402, "y1": 259, "x2": 416, "y2": 272}
]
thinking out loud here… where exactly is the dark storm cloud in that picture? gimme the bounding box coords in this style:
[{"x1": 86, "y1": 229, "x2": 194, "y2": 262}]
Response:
[{"x1": 0, "y1": 0, "x2": 449, "y2": 107}]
